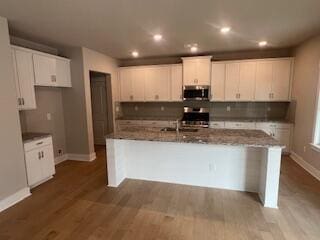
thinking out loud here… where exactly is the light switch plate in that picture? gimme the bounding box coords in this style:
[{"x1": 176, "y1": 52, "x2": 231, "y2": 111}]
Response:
[
  {"x1": 46, "y1": 113, "x2": 52, "y2": 120},
  {"x1": 227, "y1": 106, "x2": 231, "y2": 112}
]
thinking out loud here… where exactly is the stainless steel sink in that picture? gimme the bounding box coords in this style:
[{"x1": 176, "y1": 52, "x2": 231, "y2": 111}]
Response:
[{"x1": 160, "y1": 127, "x2": 199, "y2": 133}]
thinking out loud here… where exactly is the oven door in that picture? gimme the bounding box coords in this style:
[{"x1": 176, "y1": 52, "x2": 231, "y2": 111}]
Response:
[{"x1": 183, "y1": 86, "x2": 209, "y2": 101}]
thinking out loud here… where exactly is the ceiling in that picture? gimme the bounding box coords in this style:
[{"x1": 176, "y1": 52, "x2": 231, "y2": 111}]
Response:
[{"x1": 1, "y1": 0, "x2": 320, "y2": 59}]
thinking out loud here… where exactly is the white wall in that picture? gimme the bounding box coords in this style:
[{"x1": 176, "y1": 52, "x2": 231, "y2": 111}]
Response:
[
  {"x1": 82, "y1": 47, "x2": 119, "y2": 155},
  {"x1": 0, "y1": 16, "x2": 28, "y2": 200},
  {"x1": 292, "y1": 35, "x2": 320, "y2": 171},
  {"x1": 60, "y1": 47, "x2": 119, "y2": 157}
]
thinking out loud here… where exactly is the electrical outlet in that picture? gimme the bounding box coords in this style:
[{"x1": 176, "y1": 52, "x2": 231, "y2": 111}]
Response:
[
  {"x1": 227, "y1": 106, "x2": 231, "y2": 112},
  {"x1": 134, "y1": 106, "x2": 139, "y2": 111},
  {"x1": 58, "y1": 149, "x2": 63, "y2": 156},
  {"x1": 115, "y1": 106, "x2": 120, "y2": 112},
  {"x1": 161, "y1": 106, "x2": 165, "y2": 111},
  {"x1": 46, "y1": 113, "x2": 52, "y2": 120},
  {"x1": 267, "y1": 107, "x2": 271, "y2": 112}
]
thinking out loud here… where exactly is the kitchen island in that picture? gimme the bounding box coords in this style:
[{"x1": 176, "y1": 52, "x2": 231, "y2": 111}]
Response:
[{"x1": 106, "y1": 127, "x2": 284, "y2": 208}]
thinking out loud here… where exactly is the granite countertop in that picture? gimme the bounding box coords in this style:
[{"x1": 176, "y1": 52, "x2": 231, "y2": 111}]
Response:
[
  {"x1": 106, "y1": 127, "x2": 284, "y2": 148},
  {"x1": 22, "y1": 132, "x2": 52, "y2": 143}
]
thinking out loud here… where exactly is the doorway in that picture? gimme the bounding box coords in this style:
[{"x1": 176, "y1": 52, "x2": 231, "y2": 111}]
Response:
[{"x1": 90, "y1": 71, "x2": 113, "y2": 146}]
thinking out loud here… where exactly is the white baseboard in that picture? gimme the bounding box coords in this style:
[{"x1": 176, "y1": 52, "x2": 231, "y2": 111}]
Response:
[
  {"x1": 54, "y1": 154, "x2": 68, "y2": 165},
  {"x1": 66, "y1": 152, "x2": 96, "y2": 162},
  {"x1": 0, "y1": 187, "x2": 31, "y2": 213},
  {"x1": 290, "y1": 151, "x2": 320, "y2": 181}
]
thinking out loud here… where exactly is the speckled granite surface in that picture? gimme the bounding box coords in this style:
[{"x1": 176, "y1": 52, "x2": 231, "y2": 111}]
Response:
[
  {"x1": 22, "y1": 132, "x2": 51, "y2": 143},
  {"x1": 106, "y1": 127, "x2": 283, "y2": 148}
]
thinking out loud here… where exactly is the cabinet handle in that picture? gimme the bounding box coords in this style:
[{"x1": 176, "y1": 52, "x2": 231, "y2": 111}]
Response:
[
  {"x1": 51, "y1": 75, "x2": 56, "y2": 82},
  {"x1": 41, "y1": 151, "x2": 44, "y2": 158},
  {"x1": 38, "y1": 152, "x2": 41, "y2": 159},
  {"x1": 18, "y1": 98, "x2": 21, "y2": 106},
  {"x1": 22, "y1": 98, "x2": 25, "y2": 105},
  {"x1": 36, "y1": 141, "x2": 43, "y2": 145}
]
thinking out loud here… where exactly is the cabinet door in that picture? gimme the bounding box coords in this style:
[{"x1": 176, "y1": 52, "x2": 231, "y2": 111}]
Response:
[
  {"x1": 274, "y1": 128, "x2": 291, "y2": 152},
  {"x1": 145, "y1": 66, "x2": 170, "y2": 101},
  {"x1": 14, "y1": 49, "x2": 37, "y2": 110},
  {"x1": 225, "y1": 63, "x2": 240, "y2": 100},
  {"x1": 33, "y1": 54, "x2": 57, "y2": 86},
  {"x1": 211, "y1": 63, "x2": 225, "y2": 101},
  {"x1": 11, "y1": 49, "x2": 21, "y2": 109},
  {"x1": 272, "y1": 60, "x2": 291, "y2": 101},
  {"x1": 25, "y1": 149, "x2": 43, "y2": 186},
  {"x1": 131, "y1": 68, "x2": 145, "y2": 101},
  {"x1": 40, "y1": 144, "x2": 55, "y2": 178},
  {"x1": 171, "y1": 65, "x2": 183, "y2": 101},
  {"x1": 120, "y1": 68, "x2": 132, "y2": 101},
  {"x1": 255, "y1": 61, "x2": 273, "y2": 101},
  {"x1": 183, "y1": 60, "x2": 197, "y2": 85},
  {"x1": 56, "y1": 58, "x2": 72, "y2": 87},
  {"x1": 238, "y1": 62, "x2": 256, "y2": 101},
  {"x1": 196, "y1": 58, "x2": 211, "y2": 85}
]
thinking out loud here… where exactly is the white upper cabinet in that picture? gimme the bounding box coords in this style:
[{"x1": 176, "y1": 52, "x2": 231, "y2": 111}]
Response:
[
  {"x1": 225, "y1": 63, "x2": 240, "y2": 101},
  {"x1": 238, "y1": 61, "x2": 256, "y2": 101},
  {"x1": 118, "y1": 57, "x2": 292, "y2": 103},
  {"x1": 170, "y1": 64, "x2": 183, "y2": 101},
  {"x1": 11, "y1": 47, "x2": 36, "y2": 110},
  {"x1": 255, "y1": 61, "x2": 273, "y2": 100},
  {"x1": 56, "y1": 58, "x2": 72, "y2": 87},
  {"x1": 211, "y1": 62, "x2": 225, "y2": 101},
  {"x1": 225, "y1": 61, "x2": 256, "y2": 101},
  {"x1": 255, "y1": 59, "x2": 292, "y2": 101},
  {"x1": 145, "y1": 66, "x2": 170, "y2": 101},
  {"x1": 182, "y1": 56, "x2": 212, "y2": 86},
  {"x1": 272, "y1": 59, "x2": 292, "y2": 101},
  {"x1": 33, "y1": 53, "x2": 72, "y2": 88},
  {"x1": 120, "y1": 68, "x2": 132, "y2": 101},
  {"x1": 120, "y1": 67, "x2": 145, "y2": 101},
  {"x1": 33, "y1": 54, "x2": 56, "y2": 86}
]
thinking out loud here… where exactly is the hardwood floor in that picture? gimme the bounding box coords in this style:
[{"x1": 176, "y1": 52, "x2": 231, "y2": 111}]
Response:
[{"x1": 0, "y1": 145, "x2": 319, "y2": 240}]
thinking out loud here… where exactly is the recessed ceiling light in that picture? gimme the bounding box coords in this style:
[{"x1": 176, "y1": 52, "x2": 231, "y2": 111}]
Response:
[
  {"x1": 153, "y1": 34, "x2": 163, "y2": 41},
  {"x1": 131, "y1": 51, "x2": 139, "y2": 57},
  {"x1": 220, "y1": 27, "x2": 231, "y2": 34},
  {"x1": 259, "y1": 41, "x2": 268, "y2": 47},
  {"x1": 190, "y1": 46, "x2": 198, "y2": 53}
]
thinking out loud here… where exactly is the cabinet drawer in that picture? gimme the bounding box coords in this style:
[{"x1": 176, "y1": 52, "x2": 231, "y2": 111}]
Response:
[
  {"x1": 225, "y1": 122, "x2": 256, "y2": 129},
  {"x1": 142, "y1": 120, "x2": 170, "y2": 127},
  {"x1": 24, "y1": 136, "x2": 53, "y2": 152},
  {"x1": 256, "y1": 122, "x2": 291, "y2": 130},
  {"x1": 209, "y1": 121, "x2": 225, "y2": 128},
  {"x1": 117, "y1": 120, "x2": 143, "y2": 126}
]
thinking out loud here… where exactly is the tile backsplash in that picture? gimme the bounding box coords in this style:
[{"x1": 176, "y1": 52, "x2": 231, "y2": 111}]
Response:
[{"x1": 118, "y1": 101, "x2": 293, "y2": 121}]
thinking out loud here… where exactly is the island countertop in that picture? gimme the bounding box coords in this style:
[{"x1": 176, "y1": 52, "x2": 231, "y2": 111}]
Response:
[{"x1": 106, "y1": 127, "x2": 284, "y2": 148}]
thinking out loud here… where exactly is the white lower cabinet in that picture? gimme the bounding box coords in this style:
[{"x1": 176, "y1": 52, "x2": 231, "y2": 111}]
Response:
[
  {"x1": 209, "y1": 121, "x2": 225, "y2": 128},
  {"x1": 225, "y1": 121, "x2": 256, "y2": 129},
  {"x1": 255, "y1": 122, "x2": 292, "y2": 153},
  {"x1": 24, "y1": 136, "x2": 55, "y2": 188}
]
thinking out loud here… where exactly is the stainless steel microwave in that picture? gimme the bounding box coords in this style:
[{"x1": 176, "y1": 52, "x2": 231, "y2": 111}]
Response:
[{"x1": 183, "y1": 85, "x2": 210, "y2": 101}]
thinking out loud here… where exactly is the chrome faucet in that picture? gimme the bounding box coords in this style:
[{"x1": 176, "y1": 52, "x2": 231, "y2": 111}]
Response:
[{"x1": 176, "y1": 119, "x2": 180, "y2": 133}]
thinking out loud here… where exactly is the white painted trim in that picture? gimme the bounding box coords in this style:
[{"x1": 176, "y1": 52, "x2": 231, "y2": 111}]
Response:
[
  {"x1": 66, "y1": 152, "x2": 96, "y2": 162},
  {"x1": 54, "y1": 154, "x2": 68, "y2": 165},
  {"x1": 311, "y1": 63, "x2": 320, "y2": 145},
  {"x1": 290, "y1": 151, "x2": 320, "y2": 181},
  {"x1": 0, "y1": 187, "x2": 31, "y2": 213},
  {"x1": 310, "y1": 143, "x2": 320, "y2": 153}
]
